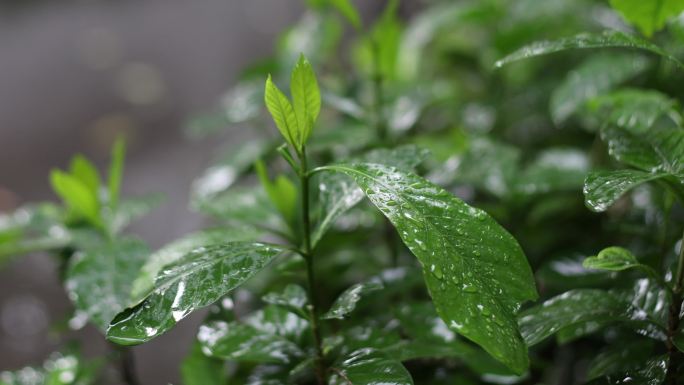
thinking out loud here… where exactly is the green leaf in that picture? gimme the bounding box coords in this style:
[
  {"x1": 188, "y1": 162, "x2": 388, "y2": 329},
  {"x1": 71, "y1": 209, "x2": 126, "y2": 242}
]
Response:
[
  {"x1": 550, "y1": 53, "x2": 649, "y2": 124},
  {"x1": 69, "y1": 155, "x2": 101, "y2": 197},
  {"x1": 602, "y1": 126, "x2": 684, "y2": 174},
  {"x1": 110, "y1": 194, "x2": 164, "y2": 234},
  {"x1": 610, "y1": 0, "x2": 684, "y2": 36},
  {"x1": 494, "y1": 30, "x2": 684, "y2": 69},
  {"x1": 584, "y1": 247, "x2": 641, "y2": 271},
  {"x1": 312, "y1": 145, "x2": 430, "y2": 246},
  {"x1": 515, "y1": 148, "x2": 589, "y2": 195},
  {"x1": 328, "y1": 348, "x2": 413, "y2": 385},
  {"x1": 50, "y1": 170, "x2": 101, "y2": 227},
  {"x1": 453, "y1": 137, "x2": 520, "y2": 198},
  {"x1": 291, "y1": 54, "x2": 321, "y2": 146},
  {"x1": 587, "y1": 339, "x2": 656, "y2": 380},
  {"x1": 0, "y1": 350, "x2": 99, "y2": 385},
  {"x1": 322, "y1": 280, "x2": 383, "y2": 320},
  {"x1": 108, "y1": 136, "x2": 126, "y2": 211},
  {"x1": 0, "y1": 204, "x2": 71, "y2": 264},
  {"x1": 583, "y1": 169, "x2": 670, "y2": 212},
  {"x1": 106, "y1": 242, "x2": 285, "y2": 345},
  {"x1": 181, "y1": 342, "x2": 226, "y2": 385},
  {"x1": 130, "y1": 227, "x2": 261, "y2": 303},
  {"x1": 255, "y1": 160, "x2": 298, "y2": 225},
  {"x1": 319, "y1": 163, "x2": 538, "y2": 374},
  {"x1": 65, "y1": 238, "x2": 149, "y2": 331},
  {"x1": 198, "y1": 306, "x2": 307, "y2": 364},
  {"x1": 329, "y1": 0, "x2": 361, "y2": 29},
  {"x1": 262, "y1": 284, "x2": 309, "y2": 319},
  {"x1": 265, "y1": 75, "x2": 300, "y2": 150}
]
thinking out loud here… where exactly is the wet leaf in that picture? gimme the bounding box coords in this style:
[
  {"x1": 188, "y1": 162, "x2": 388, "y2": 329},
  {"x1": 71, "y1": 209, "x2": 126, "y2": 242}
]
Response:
[
  {"x1": 550, "y1": 53, "x2": 649, "y2": 124},
  {"x1": 323, "y1": 280, "x2": 383, "y2": 320},
  {"x1": 0, "y1": 350, "x2": 99, "y2": 385},
  {"x1": 600, "y1": 126, "x2": 684, "y2": 174},
  {"x1": 106, "y1": 242, "x2": 286, "y2": 345},
  {"x1": 0, "y1": 204, "x2": 70, "y2": 263},
  {"x1": 262, "y1": 284, "x2": 309, "y2": 319},
  {"x1": 585, "y1": 355, "x2": 667, "y2": 385},
  {"x1": 494, "y1": 30, "x2": 684, "y2": 69},
  {"x1": 328, "y1": 348, "x2": 413, "y2": 385},
  {"x1": 583, "y1": 169, "x2": 670, "y2": 212},
  {"x1": 320, "y1": 163, "x2": 537, "y2": 374},
  {"x1": 587, "y1": 339, "x2": 656, "y2": 380},
  {"x1": 609, "y1": 0, "x2": 684, "y2": 36},
  {"x1": 65, "y1": 237, "x2": 148, "y2": 331},
  {"x1": 515, "y1": 148, "x2": 589, "y2": 195},
  {"x1": 181, "y1": 342, "x2": 226, "y2": 385},
  {"x1": 453, "y1": 137, "x2": 520, "y2": 198}
]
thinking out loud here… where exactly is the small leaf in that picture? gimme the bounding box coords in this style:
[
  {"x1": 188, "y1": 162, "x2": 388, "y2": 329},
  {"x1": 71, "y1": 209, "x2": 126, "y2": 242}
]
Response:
[
  {"x1": 583, "y1": 246, "x2": 641, "y2": 271},
  {"x1": 181, "y1": 342, "x2": 226, "y2": 385},
  {"x1": 323, "y1": 280, "x2": 383, "y2": 320},
  {"x1": 494, "y1": 30, "x2": 684, "y2": 69},
  {"x1": 65, "y1": 238, "x2": 148, "y2": 332},
  {"x1": 50, "y1": 170, "x2": 101, "y2": 227},
  {"x1": 550, "y1": 53, "x2": 649, "y2": 124},
  {"x1": 69, "y1": 155, "x2": 101, "y2": 197},
  {"x1": 609, "y1": 0, "x2": 684, "y2": 36},
  {"x1": 291, "y1": 54, "x2": 321, "y2": 146},
  {"x1": 108, "y1": 136, "x2": 126, "y2": 211},
  {"x1": 106, "y1": 242, "x2": 286, "y2": 345},
  {"x1": 262, "y1": 284, "x2": 309, "y2": 319},
  {"x1": 320, "y1": 163, "x2": 537, "y2": 374},
  {"x1": 583, "y1": 169, "x2": 670, "y2": 212},
  {"x1": 265, "y1": 75, "x2": 300, "y2": 150},
  {"x1": 328, "y1": 348, "x2": 414, "y2": 385},
  {"x1": 329, "y1": 0, "x2": 362, "y2": 29}
]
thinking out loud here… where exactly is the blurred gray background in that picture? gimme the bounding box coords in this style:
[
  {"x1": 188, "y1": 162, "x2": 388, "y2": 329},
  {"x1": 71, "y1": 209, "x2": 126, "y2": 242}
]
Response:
[{"x1": 0, "y1": 0, "x2": 340, "y2": 383}]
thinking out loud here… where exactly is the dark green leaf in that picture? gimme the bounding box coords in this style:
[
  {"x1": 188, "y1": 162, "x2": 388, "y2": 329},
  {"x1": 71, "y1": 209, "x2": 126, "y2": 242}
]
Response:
[
  {"x1": 609, "y1": 0, "x2": 684, "y2": 36},
  {"x1": 494, "y1": 30, "x2": 684, "y2": 69},
  {"x1": 586, "y1": 355, "x2": 667, "y2": 385},
  {"x1": 587, "y1": 339, "x2": 656, "y2": 380},
  {"x1": 328, "y1": 348, "x2": 413, "y2": 385},
  {"x1": 323, "y1": 280, "x2": 383, "y2": 320},
  {"x1": 550, "y1": 53, "x2": 649, "y2": 124},
  {"x1": 600, "y1": 126, "x2": 684, "y2": 174},
  {"x1": 181, "y1": 342, "x2": 226, "y2": 385},
  {"x1": 65, "y1": 238, "x2": 149, "y2": 331},
  {"x1": 453, "y1": 137, "x2": 520, "y2": 198},
  {"x1": 106, "y1": 242, "x2": 286, "y2": 345},
  {"x1": 583, "y1": 169, "x2": 670, "y2": 212},
  {"x1": 320, "y1": 163, "x2": 537, "y2": 374}
]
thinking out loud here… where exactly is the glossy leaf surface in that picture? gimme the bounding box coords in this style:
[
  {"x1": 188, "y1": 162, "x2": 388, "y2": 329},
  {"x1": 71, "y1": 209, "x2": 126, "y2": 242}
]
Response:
[
  {"x1": 587, "y1": 89, "x2": 679, "y2": 134},
  {"x1": 323, "y1": 280, "x2": 383, "y2": 320},
  {"x1": 328, "y1": 348, "x2": 413, "y2": 385},
  {"x1": 583, "y1": 169, "x2": 669, "y2": 212},
  {"x1": 106, "y1": 242, "x2": 285, "y2": 344},
  {"x1": 583, "y1": 246, "x2": 644, "y2": 272},
  {"x1": 320, "y1": 163, "x2": 537, "y2": 373}
]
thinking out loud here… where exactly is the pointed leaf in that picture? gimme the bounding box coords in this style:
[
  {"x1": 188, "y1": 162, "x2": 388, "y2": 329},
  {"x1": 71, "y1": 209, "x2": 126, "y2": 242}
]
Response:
[
  {"x1": 50, "y1": 170, "x2": 101, "y2": 227},
  {"x1": 583, "y1": 246, "x2": 641, "y2": 271},
  {"x1": 69, "y1": 155, "x2": 101, "y2": 197},
  {"x1": 108, "y1": 136, "x2": 126, "y2": 210},
  {"x1": 583, "y1": 169, "x2": 670, "y2": 212},
  {"x1": 328, "y1": 348, "x2": 413, "y2": 385},
  {"x1": 600, "y1": 126, "x2": 684, "y2": 174},
  {"x1": 265, "y1": 75, "x2": 300, "y2": 150},
  {"x1": 610, "y1": 0, "x2": 684, "y2": 36},
  {"x1": 291, "y1": 54, "x2": 321, "y2": 145},
  {"x1": 323, "y1": 280, "x2": 383, "y2": 320},
  {"x1": 494, "y1": 30, "x2": 684, "y2": 69},
  {"x1": 319, "y1": 163, "x2": 537, "y2": 374},
  {"x1": 65, "y1": 238, "x2": 148, "y2": 331},
  {"x1": 106, "y1": 242, "x2": 285, "y2": 345}
]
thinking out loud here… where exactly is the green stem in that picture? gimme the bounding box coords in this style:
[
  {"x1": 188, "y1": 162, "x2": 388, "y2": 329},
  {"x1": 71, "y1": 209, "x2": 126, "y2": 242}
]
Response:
[
  {"x1": 666, "y1": 228, "x2": 684, "y2": 383},
  {"x1": 298, "y1": 147, "x2": 326, "y2": 385},
  {"x1": 113, "y1": 345, "x2": 140, "y2": 385}
]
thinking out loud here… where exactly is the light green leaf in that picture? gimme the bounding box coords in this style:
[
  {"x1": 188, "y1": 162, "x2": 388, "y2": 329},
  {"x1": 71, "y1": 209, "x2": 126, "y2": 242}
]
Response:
[
  {"x1": 584, "y1": 247, "x2": 640, "y2": 271},
  {"x1": 610, "y1": 0, "x2": 684, "y2": 36},
  {"x1": 319, "y1": 163, "x2": 537, "y2": 374},
  {"x1": 50, "y1": 170, "x2": 101, "y2": 227},
  {"x1": 494, "y1": 30, "x2": 684, "y2": 69},
  {"x1": 69, "y1": 155, "x2": 101, "y2": 197},
  {"x1": 601, "y1": 125, "x2": 684, "y2": 176},
  {"x1": 323, "y1": 280, "x2": 383, "y2": 320},
  {"x1": 255, "y1": 160, "x2": 298, "y2": 225},
  {"x1": 328, "y1": 348, "x2": 413, "y2": 385},
  {"x1": 108, "y1": 136, "x2": 126, "y2": 211},
  {"x1": 583, "y1": 169, "x2": 670, "y2": 212},
  {"x1": 291, "y1": 54, "x2": 321, "y2": 146},
  {"x1": 550, "y1": 53, "x2": 649, "y2": 124},
  {"x1": 587, "y1": 89, "x2": 680, "y2": 135},
  {"x1": 515, "y1": 148, "x2": 589, "y2": 195},
  {"x1": 329, "y1": 0, "x2": 361, "y2": 29},
  {"x1": 262, "y1": 284, "x2": 309, "y2": 319},
  {"x1": 130, "y1": 227, "x2": 261, "y2": 304},
  {"x1": 265, "y1": 75, "x2": 300, "y2": 150},
  {"x1": 106, "y1": 242, "x2": 285, "y2": 344},
  {"x1": 181, "y1": 342, "x2": 226, "y2": 385},
  {"x1": 65, "y1": 238, "x2": 149, "y2": 331}
]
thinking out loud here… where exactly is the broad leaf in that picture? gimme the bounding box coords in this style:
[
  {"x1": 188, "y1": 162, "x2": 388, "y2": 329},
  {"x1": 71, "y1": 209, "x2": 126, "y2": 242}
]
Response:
[
  {"x1": 262, "y1": 284, "x2": 309, "y2": 319},
  {"x1": 291, "y1": 54, "x2": 321, "y2": 145},
  {"x1": 494, "y1": 30, "x2": 684, "y2": 69},
  {"x1": 587, "y1": 339, "x2": 656, "y2": 380},
  {"x1": 65, "y1": 238, "x2": 148, "y2": 331},
  {"x1": 106, "y1": 242, "x2": 286, "y2": 345},
  {"x1": 328, "y1": 348, "x2": 413, "y2": 385},
  {"x1": 319, "y1": 163, "x2": 538, "y2": 374},
  {"x1": 181, "y1": 342, "x2": 226, "y2": 385},
  {"x1": 452, "y1": 137, "x2": 520, "y2": 198},
  {"x1": 585, "y1": 355, "x2": 668, "y2": 385},
  {"x1": 583, "y1": 169, "x2": 670, "y2": 212},
  {"x1": 550, "y1": 53, "x2": 649, "y2": 124},
  {"x1": 323, "y1": 280, "x2": 383, "y2": 320},
  {"x1": 329, "y1": 0, "x2": 361, "y2": 29},
  {"x1": 130, "y1": 227, "x2": 261, "y2": 303},
  {"x1": 265, "y1": 75, "x2": 300, "y2": 150},
  {"x1": 515, "y1": 148, "x2": 589, "y2": 195},
  {"x1": 610, "y1": 0, "x2": 684, "y2": 36}
]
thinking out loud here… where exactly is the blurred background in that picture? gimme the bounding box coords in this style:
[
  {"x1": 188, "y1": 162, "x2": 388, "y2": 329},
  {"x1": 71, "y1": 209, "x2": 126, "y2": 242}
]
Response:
[{"x1": 0, "y1": 0, "x2": 381, "y2": 382}]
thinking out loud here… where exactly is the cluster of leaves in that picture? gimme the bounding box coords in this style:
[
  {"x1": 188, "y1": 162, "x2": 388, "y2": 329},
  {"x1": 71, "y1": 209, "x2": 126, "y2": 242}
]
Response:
[{"x1": 4, "y1": 0, "x2": 684, "y2": 384}]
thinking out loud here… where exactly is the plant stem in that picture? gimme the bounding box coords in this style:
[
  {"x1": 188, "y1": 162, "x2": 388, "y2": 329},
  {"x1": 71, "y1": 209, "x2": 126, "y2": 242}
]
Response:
[
  {"x1": 115, "y1": 345, "x2": 140, "y2": 385},
  {"x1": 298, "y1": 147, "x2": 326, "y2": 385},
  {"x1": 666, "y1": 228, "x2": 684, "y2": 383}
]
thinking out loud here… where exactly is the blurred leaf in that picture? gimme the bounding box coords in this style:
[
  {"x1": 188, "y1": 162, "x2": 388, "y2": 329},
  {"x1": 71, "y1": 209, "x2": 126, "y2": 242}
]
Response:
[
  {"x1": 583, "y1": 246, "x2": 641, "y2": 271},
  {"x1": 69, "y1": 155, "x2": 101, "y2": 198},
  {"x1": 278, "y1": 11, "x2": 342, "y2": 67},
  {"x1": 583, "y1": 169, "x2": 670, "y2": 212},
  {"x1": 585, "y1": 355, "x2": 667, "y2": 385},
  {"x1": 454, "y1": 137, "x2": 520, "y2": 198},
  {"x1": 130, "y1": 227, "x2": 262, "y2": 304},
  {"x1": 291, "y1": 54, "x2": 321, "y2": 146},
  {"x1": 515, "y1": 148, "x2": 589, "y2": 195},
  {"x1": 550, "y1": 53, "x2": 649, "y2": 124},
  {"x1": 65, "y1": 237, "x2": 148, "y2": 331},
  {"x1": 322, "y1": 280, "x2": 383, "y2": 320},
  {"x1": 320, "y1": 163, "x2": 537, "y2": 374},
  {"x1": 181, "y1": 342, "x2": 226, "y2": 385},
  {"x1": 354, "y1": 0, "x2": 402, "y2": 80},
  {"x1": 329, "y1": 0, "x2": 361, "y2": 29},
  {"x1": 322, "y1": 92, "x2": 366, "y2": 120},
  {"x1": 50, "y1": 170, "x2": 101, "y2": 227},
  {"x1": 255, "y1": 161, "x2": 298, "y2": 225},
  {"x1": 106, "y1": 242, "x2": 286, "y2": 344},
  {"x1": 108, "y1": 136, "x2": 126, "y2": 211},
  {"x1": 587, "y1": 339, "x2": 656, "y2": 380},
  {"x1": 109, "y1": 194, "x2": 164, "y2": 234},
  {"x1": 328, "y1": 348, "x2": 413, "y2": 385},
  {"x1": 495, "y1": 30, "x2": 684, "y2": 69},
  {"x1": 609, "y1": 0, "x2": 684, "y2": 36},
  {"x1": 262, "y1": 284, "x2": 309, "y2": 319},
  {"x1": 601, "y1": 126, "x2": 684, "y2": 174}
]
